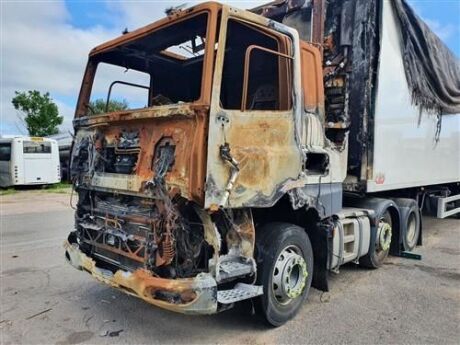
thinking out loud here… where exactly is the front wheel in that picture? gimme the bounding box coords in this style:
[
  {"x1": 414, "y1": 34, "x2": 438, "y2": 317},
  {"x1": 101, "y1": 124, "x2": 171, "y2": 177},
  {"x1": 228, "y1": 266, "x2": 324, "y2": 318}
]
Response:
[{"x1": 255, "y1": 223, "x2": 313, "y2": 326}]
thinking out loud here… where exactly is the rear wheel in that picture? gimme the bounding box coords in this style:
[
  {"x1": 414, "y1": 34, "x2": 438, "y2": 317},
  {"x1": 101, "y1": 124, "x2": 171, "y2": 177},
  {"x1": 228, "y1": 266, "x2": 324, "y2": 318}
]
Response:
[
  {"x1": 255, "y1": 223, "x2": 313, "y2": 326},
  {"x1": 360, "y1": 211, "x2": 392, "y2": 268},
  {"x1": 403, "y1": 206, "x2": 421, "y2": 251}
]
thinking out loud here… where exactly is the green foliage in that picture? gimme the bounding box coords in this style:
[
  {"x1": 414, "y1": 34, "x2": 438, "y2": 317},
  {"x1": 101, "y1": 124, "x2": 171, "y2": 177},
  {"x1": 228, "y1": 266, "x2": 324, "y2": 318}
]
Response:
[
  {"x1": 12, "y1": 90, "x2": 63, "y2": 137},
  {"x1": 0, "y1": 188, "x2": 16, "y2": 196},
  {"x1": 88, "y1": 99, "x2": 129, "y2": 115},
  {"x1": 43, "y1": 182, "x2": 72, "y2": 194}
]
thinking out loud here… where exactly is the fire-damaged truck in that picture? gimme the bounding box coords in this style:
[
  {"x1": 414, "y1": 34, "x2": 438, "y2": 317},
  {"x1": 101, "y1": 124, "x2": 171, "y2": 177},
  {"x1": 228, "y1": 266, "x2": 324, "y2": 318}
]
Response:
[{"x1": 65, "y1": 0, "x2": 460, "y2": 326}]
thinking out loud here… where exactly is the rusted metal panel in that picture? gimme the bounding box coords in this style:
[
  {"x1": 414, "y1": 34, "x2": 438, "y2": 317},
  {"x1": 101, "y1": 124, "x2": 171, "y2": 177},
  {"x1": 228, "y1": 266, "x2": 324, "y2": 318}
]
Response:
[
  {"x1": 82, "y1": 2, "x2": 222, "y2": 110},
  {"x1": 225, "y1": 209, "x2": 255, "y2": 258},
  {"x1": 72, "y1": 104, "x2": 208, "y2": 205},
  {"x1": 300, "y1": 41, "x2": 325, "y2": 117},
  {"x1": 89, "y1": 2, "x2": 222, "y2": 58},
  {"x1": 311, "y1": 0, "x2": 325, "y2": 47},
  {"x1": 74, "y1": 103, "x2": 199, "y2": 126},
  {"x1": 64, "y1": 241, "x2": 217, "y2": 314},
  {"x1": 205, "y1": 6, "x2": 305, "y2": 209},
  {"x1": 66, "y1": 2, "x2": 344, "y2": 319},
  {"x1": 251, "y1": 0, "x2": 307, "y2": 19},
  {"x1": 75, "y1": 4, "x2": 220, "y2": 119}
]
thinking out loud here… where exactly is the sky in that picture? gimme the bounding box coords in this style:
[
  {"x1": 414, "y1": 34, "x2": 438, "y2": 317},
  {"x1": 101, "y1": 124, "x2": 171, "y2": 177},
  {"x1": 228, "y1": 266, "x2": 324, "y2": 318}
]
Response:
[{"x1": 0, "y1": 0, "x2": 459, "y2": 136}]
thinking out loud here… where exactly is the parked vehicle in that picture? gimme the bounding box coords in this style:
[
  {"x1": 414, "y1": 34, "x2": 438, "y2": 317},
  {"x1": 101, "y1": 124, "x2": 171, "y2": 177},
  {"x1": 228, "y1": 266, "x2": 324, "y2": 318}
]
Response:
[
  {"x1": 0, "y1": 137, "x2": 60, "y2": 188},
  {"x1": 47, "y1": 132, "x2": 73, "y2": 181},
  {"x1": 64, "y1": 0, "x2": 459, "y2": 326}
]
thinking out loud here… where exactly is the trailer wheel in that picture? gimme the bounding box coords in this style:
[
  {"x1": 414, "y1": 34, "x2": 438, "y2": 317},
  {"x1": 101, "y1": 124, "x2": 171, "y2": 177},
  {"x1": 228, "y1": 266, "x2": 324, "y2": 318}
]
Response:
[
  {"x1": 402, "y1": 205, "x2": 421, "y2": 251},
  {"x1": 255, "y1": 223, "x2": 313, "y2": 327},
  {"x1": 360, "y1": 211, "x2": 392, "y2": 268}
]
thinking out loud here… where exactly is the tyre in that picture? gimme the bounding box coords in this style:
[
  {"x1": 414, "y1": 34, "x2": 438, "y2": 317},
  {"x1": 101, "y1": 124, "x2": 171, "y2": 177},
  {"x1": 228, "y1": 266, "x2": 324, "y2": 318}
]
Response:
[
  {"x1": 360, "y1": 210, "x2": 392, "y2": 268},
  {"x1": 402, "y1": 205, "x2": 421, "y2": 251},
  {"x1": 255, "y1": 222, "x2": 313, "y2": 326}
]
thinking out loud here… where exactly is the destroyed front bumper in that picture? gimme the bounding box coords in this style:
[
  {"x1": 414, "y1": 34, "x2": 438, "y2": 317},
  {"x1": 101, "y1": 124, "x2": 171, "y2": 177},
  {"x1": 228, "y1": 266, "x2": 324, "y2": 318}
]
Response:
[{"x1": 64, "y1": 241, "x2": 218, "y2": 315}]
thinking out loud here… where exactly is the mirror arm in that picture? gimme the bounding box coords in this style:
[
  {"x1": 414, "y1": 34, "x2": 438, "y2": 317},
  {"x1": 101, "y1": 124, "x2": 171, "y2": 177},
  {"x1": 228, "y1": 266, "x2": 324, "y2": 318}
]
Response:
[
  {"x1": 241, "y1": 45, "x2": 293, "y2": 112},
  {"x1": 105, "y1": 81, "x2": 150, "y2": 113}
]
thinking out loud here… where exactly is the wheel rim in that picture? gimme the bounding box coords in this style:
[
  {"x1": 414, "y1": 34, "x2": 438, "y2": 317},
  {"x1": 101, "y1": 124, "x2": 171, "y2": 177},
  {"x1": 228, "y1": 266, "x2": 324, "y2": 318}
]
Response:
[
  {"x1": 406, "y1": 213, "x2": 417, "y2": 247},
  {"x1": 376, "y1": 217, "x2": 392, "y2": 254},
  {"x1": 272, "y1": 245, "x2": 308, "y2": 305}
]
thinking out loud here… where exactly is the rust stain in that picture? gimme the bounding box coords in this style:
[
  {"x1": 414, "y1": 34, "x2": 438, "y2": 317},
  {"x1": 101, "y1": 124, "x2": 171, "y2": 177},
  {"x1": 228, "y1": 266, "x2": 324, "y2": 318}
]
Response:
[
  {"x1": 215, "y1": 115, "x2": 301, "y2": 198},
  {"x1": 76, "y1": 105, "x2": 208, "y2": 204},
  {"x1": 300, "y1": 41, "x2": 325, "y2": 115},
  {"x1": 228, "y1": 119, "x2": 291, "y2": 147},
  {"x1": 225, "y1": 209, "x2": 255, "y2": 257},
  {"x1": 89, "y1": 3, "x2": 222, "y2": 59},
  {"x1": 64, "y1": 241, "x2": 217, "y2": 314}
]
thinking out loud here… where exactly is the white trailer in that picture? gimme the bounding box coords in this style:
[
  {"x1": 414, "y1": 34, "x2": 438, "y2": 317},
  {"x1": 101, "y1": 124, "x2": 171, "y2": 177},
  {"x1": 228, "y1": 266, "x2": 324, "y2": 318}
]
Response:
[
  {"x1": 0, "y1": 137, "x2": 61, "y2": 187},
  {"x1": 368, "y1": 1, "x2": 459, "y2": 192}
]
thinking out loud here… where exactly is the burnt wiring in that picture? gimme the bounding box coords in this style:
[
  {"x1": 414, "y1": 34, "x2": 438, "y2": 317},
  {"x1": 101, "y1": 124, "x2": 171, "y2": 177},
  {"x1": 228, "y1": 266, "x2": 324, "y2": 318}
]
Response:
[
  {"x1": 147, "y1": 140, "x2": 208, "y2": 276},
  {"x1": 219, "y1": 142, "x2": 240, "y2": 207},
  {"x1": 316, "y1": 174, "x2": 327, "y2": 217},
  {"x1": 89, "y1": 190, "x2": 94, "y2": 217},
  {"x1": 320, "y1": 217, "x2": 342, "y2": 265},
  {"x1": 69, "y1": 184, "x2": 77, "y2": 210},
  {"x1": 221, "y1": 208, "x2": 242, "y2": 242}
]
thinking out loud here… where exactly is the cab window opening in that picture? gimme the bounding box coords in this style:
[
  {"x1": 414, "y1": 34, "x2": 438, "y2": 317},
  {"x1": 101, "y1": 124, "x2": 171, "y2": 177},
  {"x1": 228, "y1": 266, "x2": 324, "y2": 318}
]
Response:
[{"x1": 220, "y1": 19, "x2": 293, "y2": 111}]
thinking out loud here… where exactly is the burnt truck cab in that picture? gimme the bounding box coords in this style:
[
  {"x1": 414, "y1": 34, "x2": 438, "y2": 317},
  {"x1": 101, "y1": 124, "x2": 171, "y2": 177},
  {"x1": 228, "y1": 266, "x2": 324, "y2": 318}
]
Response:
[{"x1": 66, "y1": 2, "x2": 348, "y2": 321}]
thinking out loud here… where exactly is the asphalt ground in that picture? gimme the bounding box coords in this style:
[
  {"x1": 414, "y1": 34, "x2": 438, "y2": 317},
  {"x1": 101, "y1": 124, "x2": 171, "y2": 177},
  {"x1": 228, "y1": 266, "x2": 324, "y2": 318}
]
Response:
[{"x1": 1, "y1": 191, "x2": 459, "y2": 344}]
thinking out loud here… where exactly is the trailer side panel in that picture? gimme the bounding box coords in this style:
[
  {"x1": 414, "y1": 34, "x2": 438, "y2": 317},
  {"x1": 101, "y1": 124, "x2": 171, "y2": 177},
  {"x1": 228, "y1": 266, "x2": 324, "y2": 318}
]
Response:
[{"x1": 367, "y1": 1, "x2": 460, "y2": 192}]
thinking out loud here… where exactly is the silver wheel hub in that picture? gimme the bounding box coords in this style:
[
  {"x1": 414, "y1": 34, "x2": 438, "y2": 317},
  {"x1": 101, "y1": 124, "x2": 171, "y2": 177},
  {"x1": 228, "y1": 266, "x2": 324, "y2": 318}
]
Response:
[
  {"x1": 272, "y1": 245, "x2": 308, "y2": 304},
  {"x1": 377, "y1": 221, "x2": 392, "y2": 252}
]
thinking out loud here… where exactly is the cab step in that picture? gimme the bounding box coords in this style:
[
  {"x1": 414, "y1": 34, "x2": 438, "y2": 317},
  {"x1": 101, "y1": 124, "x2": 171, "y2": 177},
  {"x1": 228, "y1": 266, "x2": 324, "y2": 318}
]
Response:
[
  {"x1": 218, "y1": 259, "x2": 254, "y2": 281},
  {"x1": 217, "y1": 283, "x2": 263, "y2": 304}
]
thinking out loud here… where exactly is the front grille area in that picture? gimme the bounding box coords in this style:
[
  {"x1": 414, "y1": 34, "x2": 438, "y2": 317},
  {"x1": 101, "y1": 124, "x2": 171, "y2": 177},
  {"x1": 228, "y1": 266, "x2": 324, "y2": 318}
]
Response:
[{"x1": 74, "y1": 189, "x2": 210, "y2": 278}]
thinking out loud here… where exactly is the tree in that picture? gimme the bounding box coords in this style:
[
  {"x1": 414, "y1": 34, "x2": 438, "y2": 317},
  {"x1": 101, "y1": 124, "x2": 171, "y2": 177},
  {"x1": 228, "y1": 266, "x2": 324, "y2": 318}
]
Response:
[
  {"x1": 12, "y1": 90, "x2": 63, "y2": 137},
  {"x1": 88, "y1": 99, "x2": 129, "y2": 115}
]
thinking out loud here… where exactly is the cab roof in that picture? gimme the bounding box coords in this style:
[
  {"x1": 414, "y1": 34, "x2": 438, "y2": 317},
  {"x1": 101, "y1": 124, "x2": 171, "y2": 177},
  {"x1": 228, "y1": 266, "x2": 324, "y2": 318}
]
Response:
[{"x1": 90, "y1": 2, "x2": 222, "y2": 57}]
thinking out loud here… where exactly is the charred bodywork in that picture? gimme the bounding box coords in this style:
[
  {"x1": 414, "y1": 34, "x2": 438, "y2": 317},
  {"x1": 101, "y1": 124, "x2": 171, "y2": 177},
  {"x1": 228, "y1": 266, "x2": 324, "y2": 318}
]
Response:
[
  {"x1": 60, "y1": 0, "x2": 460, "y2": 323},
  {"x1": 65, "y1": 0, "x2": 350, "y2": 315},
  {"x1": 66, "y1": 3, "x2": 272, "y2": 313}
]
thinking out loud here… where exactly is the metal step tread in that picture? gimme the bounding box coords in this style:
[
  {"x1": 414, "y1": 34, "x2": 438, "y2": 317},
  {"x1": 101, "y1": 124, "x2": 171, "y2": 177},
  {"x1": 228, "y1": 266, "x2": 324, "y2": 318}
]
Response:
[
  {"x1": 343, "y1": 252, "x2": 356, "y2": 261},
  {"x1": 343, "y1": 234, "x2": 355, "y2": 243},
  {"x1": 217, "y1": 283, "x2": 263, "y2": 304},
  {"x1": 218, "y1": 260, "x2": 254, "y2": 280}
]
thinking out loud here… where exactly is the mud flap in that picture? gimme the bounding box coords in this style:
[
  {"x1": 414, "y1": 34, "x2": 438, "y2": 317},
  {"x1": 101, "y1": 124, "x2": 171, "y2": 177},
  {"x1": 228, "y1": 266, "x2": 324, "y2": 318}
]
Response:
[{"x1": 308, "y1": 223, "x2": 330, "y2": 292}]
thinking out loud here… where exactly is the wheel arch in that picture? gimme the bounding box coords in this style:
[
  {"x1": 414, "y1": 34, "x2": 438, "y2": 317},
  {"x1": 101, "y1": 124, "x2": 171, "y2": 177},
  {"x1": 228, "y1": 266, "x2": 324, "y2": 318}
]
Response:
[
  {"x1": 386, "y1": 205, "x2": 402, "y2": 255},
  {"x1": 344, "y1": 196, "x2": 402, "y2": 256},
  {"x1": 391, "y1": 197, "x2": 423, "y2": 250},
  {"x1": 252, "y1": 196, "x2": 331, "y2": 292}
]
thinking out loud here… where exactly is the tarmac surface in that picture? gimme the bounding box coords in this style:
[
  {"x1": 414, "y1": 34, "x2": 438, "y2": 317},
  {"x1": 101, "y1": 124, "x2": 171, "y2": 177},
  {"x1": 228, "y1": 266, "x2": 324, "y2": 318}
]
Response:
[{"x1": 1, "y1": 190, "x2": 459, "y2": 344}]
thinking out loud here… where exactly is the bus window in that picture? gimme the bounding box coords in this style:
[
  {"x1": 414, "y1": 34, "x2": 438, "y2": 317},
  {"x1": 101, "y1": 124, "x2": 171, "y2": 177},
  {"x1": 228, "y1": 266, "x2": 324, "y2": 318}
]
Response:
[
  {"x1": 0, "y1": 143, "x2": 11, "y2": 161},
  {"x1": 23, "y1": 141, "x2": 52, "y2": 154}
]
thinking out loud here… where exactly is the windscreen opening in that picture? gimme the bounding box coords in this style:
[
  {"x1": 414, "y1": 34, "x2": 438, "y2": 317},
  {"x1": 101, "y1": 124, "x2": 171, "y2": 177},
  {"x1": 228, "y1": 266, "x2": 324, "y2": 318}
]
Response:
[{"x1": 85, "y1": 13, "x2": 209, "y2": 116}]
